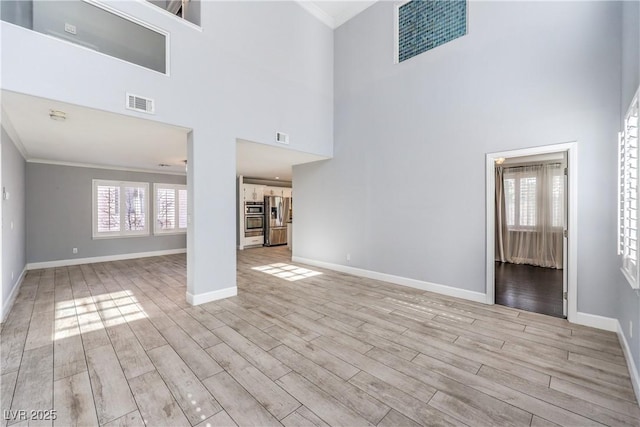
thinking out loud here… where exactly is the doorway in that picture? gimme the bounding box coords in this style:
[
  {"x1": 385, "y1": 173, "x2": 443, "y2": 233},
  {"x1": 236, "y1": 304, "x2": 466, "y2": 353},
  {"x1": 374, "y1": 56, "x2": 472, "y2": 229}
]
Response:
[{"x1": 486, "y1": 143, "x2": 578, "y2": 321}]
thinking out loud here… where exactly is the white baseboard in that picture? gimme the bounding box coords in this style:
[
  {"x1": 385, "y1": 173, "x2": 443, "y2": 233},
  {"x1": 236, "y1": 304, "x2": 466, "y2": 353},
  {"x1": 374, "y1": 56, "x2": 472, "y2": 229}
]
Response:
[
  {"x1": 573, "y1": 311, "x2": 618, "y2": 332},
  {"x1": 26, "y1": 248, "x2": 187, "y2": 270},
  {"x1": 292, "y1": 256, "x2": 486, "y2": 304},
  {"x1": 617, "y1": 320, "x2": 640, "y2": 405},
  {"x1": 1, "y1": 266, "x2": 27, "y2": 323},
  {"x1": 186, "y1": 286, "x2": 237, "y2": 305}
]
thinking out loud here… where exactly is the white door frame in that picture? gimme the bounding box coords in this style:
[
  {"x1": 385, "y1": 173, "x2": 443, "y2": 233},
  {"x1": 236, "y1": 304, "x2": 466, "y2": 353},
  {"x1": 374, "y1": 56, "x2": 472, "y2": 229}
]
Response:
[{"x1": 485, "y1": 141, "x2": 578, "y2": 322}]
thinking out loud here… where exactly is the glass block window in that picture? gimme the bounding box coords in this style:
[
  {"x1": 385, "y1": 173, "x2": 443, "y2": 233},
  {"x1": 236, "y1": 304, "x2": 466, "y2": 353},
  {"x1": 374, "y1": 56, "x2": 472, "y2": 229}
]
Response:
[{"x1": 398, "y1": 0, "x2": 467, "y2": 63}]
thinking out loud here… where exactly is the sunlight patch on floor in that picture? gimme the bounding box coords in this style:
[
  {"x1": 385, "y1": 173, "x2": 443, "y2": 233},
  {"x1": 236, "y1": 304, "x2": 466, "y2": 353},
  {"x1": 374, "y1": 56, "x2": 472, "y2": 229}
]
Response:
[
  {"x1": 54, "y1": 290, "x2": 147, "y2": 341},
  {"x1": 251, "y1": 263, "x2": 322, "y2": 281}
]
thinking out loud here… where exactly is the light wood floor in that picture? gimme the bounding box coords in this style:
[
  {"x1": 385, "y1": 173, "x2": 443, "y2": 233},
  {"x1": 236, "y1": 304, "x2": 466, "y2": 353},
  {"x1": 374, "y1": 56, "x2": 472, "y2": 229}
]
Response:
[{"x1": 1, "y1": 246, "x2": 638, "y2": 426}]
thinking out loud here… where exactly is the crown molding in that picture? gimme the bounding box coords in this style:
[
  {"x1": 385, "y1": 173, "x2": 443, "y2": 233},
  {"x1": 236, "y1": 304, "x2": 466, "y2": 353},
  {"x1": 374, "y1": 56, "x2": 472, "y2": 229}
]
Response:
[
  {"x1": 296, "y1": 1, "x2": 335, "y2": 28},
  {"x1": 27, "y1": 158, "x2": 187, "y2": 176},
  {"x1": 296, "y1": 1, "x2": 377, "y2": 29},
  {"x1": 332, "y1": 2, "x2": 377, "y2": 28}
]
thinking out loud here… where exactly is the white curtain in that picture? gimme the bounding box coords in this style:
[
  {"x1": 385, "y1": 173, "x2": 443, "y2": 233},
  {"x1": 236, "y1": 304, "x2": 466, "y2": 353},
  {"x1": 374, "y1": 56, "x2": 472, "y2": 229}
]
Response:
[{"x1": 495, "y1": 163, "x2": 564, "y2": 269}]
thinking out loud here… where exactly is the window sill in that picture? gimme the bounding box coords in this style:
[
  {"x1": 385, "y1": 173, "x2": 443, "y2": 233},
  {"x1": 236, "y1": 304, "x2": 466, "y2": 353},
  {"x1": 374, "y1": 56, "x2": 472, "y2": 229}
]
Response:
[
  {"x1": 621, "y1": 267, "x2": 640, "y2": 292},
  {"x1": 93, "y1": 233, "x2": 150, "y2": 240},
  {"x1": 154, "y1": 231, "x2": 187, "y2": 236},
  {"x1": 506, "y1": 228, "x2": 564, "y2": 233}
]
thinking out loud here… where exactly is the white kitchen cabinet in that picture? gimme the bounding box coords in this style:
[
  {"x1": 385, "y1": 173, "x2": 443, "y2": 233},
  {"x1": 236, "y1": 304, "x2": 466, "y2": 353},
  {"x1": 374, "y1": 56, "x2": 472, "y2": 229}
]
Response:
[
  {"x1": 243, "y1": 184, "x2": 264, "y2": 202},
  {"x1": 264, "y1": 187, "x2": 292, "y2": 198},
  {"x1": 244, "y1": 235, "x2": 264, "y2": 246},
  {"x1": 263, "y1": 186, "x2": 280, "y2": 197}
]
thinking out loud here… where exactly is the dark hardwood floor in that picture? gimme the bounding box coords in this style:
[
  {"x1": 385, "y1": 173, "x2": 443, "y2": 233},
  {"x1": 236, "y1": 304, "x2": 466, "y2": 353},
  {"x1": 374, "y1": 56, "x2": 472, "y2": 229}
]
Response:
[{"x1": 495, "y1": 262, "x2": 564, "y2": 318}]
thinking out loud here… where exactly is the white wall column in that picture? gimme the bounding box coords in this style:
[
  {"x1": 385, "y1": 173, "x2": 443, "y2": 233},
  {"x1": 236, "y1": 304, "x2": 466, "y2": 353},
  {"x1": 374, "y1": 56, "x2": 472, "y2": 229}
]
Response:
[{"x1": 186, "y1": 127, "x2": 237, "y2": 305}]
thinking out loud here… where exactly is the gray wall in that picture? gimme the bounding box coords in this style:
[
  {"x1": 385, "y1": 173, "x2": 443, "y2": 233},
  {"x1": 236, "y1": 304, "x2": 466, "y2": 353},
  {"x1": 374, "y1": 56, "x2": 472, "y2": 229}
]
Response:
[
  {"x1": 294, "y1": 2, "x2": 622, "y2": 316},
  {"x1": 1, "y1": 1, "x2": 333, "y2": 299},
  {"x1": 0, "y1": 1, "x2": 33, "y2": 29},
  {"x1": 26, "y1": 163, "x2": 186, "y2": 264},
  {"x1": 32, "y1": 1, "x2": 167, "y2": 73},
  {"x1": 1, "y1": 126, "x2": 26, "y2": 312},
  {"x1": 621, "y1": 0, "x2": 640, "y2": 113},
  {"x1": 617, "y1": 0, "x2": 640, "y2": 379},
  {"x1": 184, "y1": 0, "x2": 200, "y2": 26}
]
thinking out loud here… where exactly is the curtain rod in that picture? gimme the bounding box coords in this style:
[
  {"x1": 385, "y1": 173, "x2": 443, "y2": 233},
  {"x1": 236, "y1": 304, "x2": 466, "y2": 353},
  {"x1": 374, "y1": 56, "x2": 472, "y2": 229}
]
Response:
[{"x1": 498, "y1": 161, "x2": 564, "y2": 170}]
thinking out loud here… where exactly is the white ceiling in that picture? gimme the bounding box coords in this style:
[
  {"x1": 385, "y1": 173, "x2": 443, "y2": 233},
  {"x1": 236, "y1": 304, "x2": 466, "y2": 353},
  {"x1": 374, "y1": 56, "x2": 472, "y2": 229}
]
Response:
[
  {"x1": 236, "y1": 139, "x2": 328, "y2": 181},
  {"x1": 2, "y1": 90, "x2": 190, "y2": 174},
  {"x1": 297, "y1": 1, "x2": 377, "y2": 28},
  {"x1": 1, "y1": 91, "x2": 328, "y2": 180}
]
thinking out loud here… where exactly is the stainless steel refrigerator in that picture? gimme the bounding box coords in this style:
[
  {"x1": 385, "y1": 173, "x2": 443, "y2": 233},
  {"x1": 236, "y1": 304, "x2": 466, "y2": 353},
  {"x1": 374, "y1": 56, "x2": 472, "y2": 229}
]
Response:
[{"x1": 264, "y1": 196, "x2": 291, "y2": 246}]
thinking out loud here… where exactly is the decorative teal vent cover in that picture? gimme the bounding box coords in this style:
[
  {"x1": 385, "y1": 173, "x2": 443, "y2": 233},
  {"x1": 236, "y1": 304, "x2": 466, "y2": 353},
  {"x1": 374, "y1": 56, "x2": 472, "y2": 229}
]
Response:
[{"x1": 398, "y1": 0, "x2": 467, "y2": 62}]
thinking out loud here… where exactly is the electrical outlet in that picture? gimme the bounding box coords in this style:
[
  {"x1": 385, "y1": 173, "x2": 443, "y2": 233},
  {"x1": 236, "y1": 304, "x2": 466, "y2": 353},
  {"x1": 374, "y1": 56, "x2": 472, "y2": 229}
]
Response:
[
  {"x1": 72, "y1": 248, "x2": 78, "y2": 254},
  {"x1": 64, "y1": 22, "x2": 77, "y2": 35},
  {"x1": 346, "y1": 253, "x2": 351, "y2": 262}
]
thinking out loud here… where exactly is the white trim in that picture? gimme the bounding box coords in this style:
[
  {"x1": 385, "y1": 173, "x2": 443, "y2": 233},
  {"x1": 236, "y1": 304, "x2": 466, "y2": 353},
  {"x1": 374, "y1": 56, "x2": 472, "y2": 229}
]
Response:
[
  {"x1": 2, "y1": 9, "x2": 170, "y2": 78},
  {"x1": 93, "y1": 179, "x2": 150, "y2": 239},
  {"x1": 27, "y1": 248, "x2": 186, "y2": 270},
  {"x1": 153, "y1": 183, "x2": 188, "y2": 235},
  {"x1": 186, "y1": 286, "x2": 237, "y2": 305},
  {"x1": 393, "y1": 1, "x2": 410, "y2": 64},
  {"x1": 238, "y1": 175, "x2": 245, "y2": 251},
  {"x1": 572, "y1": 312, "x2": 618, "y2": 332},
  {"x1": 152, "y1": 231, "x2": 187, "y2": 237},
  {"x1": 292, "y1": 256, "x2": 486, "y2": 303},
  {"x1": 617, "y1": 320, "x2": 640, "y2": 405},
  {"x1": 295, "y1": 1, "x2": 376, "y2": 29},
  {"x1": 331, "y1": 2, "x2": 377, "y2": 29},
  {"x1": 296, "y1": 2, "x2": 336, "y2": 28},
  {"x1": 1, "y1": 267, "x2": 26, "y2": 323},
  {"x1": 132, "y1": 0, "x2": 203, "y2": 32},
  {"x1": 84, "y1": 0, "x2": 172, "y2": 76},
  {"x1": 619, "y1": 87, "x2": 640, "y2": 290},
  {"x1": 486, "y1": 142, "x2": 578, "y2": 323},
  {"x1": 27, "y1": 159, "x2": 187, "y2": 176}
]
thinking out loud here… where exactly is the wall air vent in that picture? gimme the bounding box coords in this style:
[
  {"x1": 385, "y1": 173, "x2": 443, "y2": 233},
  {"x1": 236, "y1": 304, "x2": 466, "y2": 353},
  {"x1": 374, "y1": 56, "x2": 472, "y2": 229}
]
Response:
[
  {"x1": 126, "y1": 93, "x2": 155, "y2": 114},
  {"x1": 276, "y1": 132, "x2": 289, "y2": 145}
]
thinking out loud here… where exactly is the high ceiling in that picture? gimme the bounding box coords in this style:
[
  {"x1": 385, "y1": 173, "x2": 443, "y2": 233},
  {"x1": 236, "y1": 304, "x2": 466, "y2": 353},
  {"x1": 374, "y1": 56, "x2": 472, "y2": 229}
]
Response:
[
  {"x1": 297, "y1": 1, "x2": 377, "y2": 28},
  {"x1": 1, "y1": 3, "x2": 369, "y2": 177}
]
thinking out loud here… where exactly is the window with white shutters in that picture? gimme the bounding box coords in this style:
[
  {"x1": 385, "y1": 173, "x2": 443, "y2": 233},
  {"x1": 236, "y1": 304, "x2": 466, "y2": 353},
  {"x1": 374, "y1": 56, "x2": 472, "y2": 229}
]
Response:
[
  {"x1": 503, "y1": 166, "x2": 564, "y2": 231},
  {"x1": 93, "y1": 180, "x2": 149, "y2": 238},
  {"x1": 619, "y1": 89, "x2": 640, "y2": 289},
  {"x1": 154, "y1": 184, "x2": 187, "y2": 234},
  {"x1": 504, "y1": 173, "x2": 539, "y2": 230}
]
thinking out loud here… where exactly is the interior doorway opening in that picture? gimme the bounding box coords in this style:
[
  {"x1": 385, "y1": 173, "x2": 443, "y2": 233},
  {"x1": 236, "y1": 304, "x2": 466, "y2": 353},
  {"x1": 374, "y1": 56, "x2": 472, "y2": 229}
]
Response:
[{"x1": 486, "y1": 143, "x2": 578, "y2": 322}]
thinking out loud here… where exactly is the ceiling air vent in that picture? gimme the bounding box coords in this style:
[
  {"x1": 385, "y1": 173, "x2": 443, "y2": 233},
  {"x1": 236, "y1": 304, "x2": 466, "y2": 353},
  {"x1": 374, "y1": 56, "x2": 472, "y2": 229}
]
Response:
[
  {"x1": 126, "y1": 93, "x2": 155, "y2": 114},
  {"x1": 276, "y1": 131, "x2": 289, "y2": 145}
]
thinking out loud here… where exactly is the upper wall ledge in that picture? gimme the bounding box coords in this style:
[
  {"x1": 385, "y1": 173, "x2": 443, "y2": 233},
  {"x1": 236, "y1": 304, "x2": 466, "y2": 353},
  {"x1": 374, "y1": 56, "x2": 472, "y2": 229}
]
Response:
[{"x1": 107, "y1": 0, "x2": 203, "y2": 32}]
